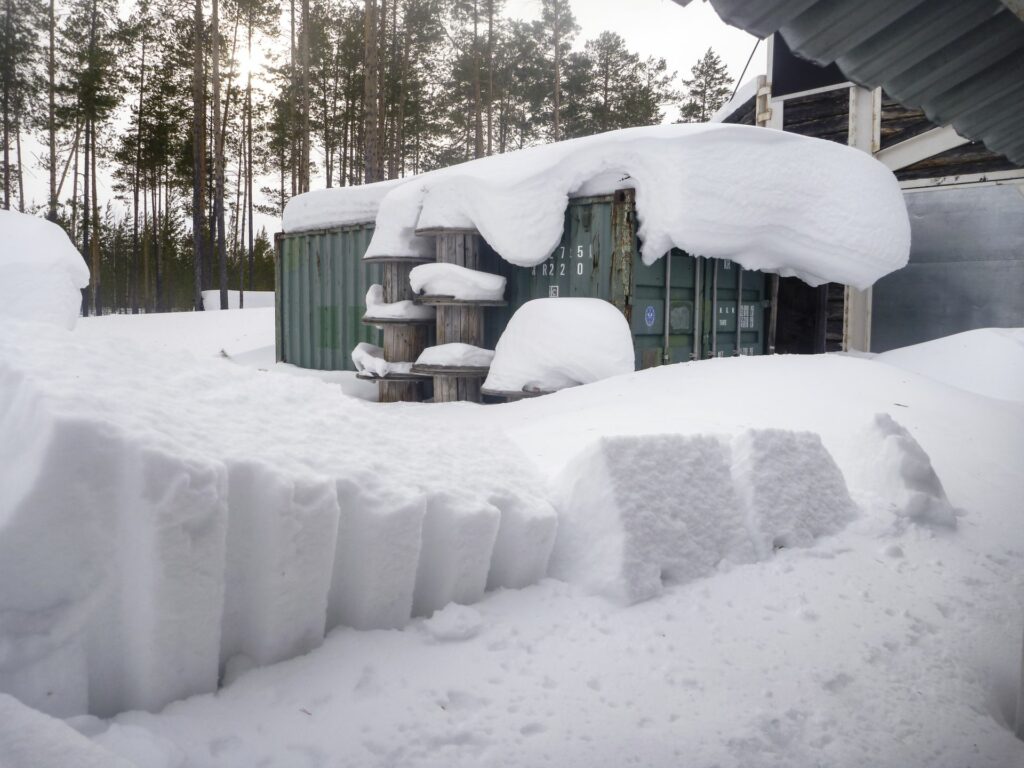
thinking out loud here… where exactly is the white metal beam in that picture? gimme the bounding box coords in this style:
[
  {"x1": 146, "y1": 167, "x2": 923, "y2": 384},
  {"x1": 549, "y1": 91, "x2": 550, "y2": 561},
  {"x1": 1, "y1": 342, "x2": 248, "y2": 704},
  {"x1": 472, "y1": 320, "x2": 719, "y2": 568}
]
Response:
[{"x1": 875, "y1": 125, "x2": 971, "y2": 171}]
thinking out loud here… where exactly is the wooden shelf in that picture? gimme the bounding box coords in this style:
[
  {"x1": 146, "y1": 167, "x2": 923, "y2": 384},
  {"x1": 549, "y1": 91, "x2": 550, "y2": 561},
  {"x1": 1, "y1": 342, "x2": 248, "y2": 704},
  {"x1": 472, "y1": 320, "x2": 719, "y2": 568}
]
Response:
[
  {"x1": 480, "y1": 386, "x2": 553, "y2": 400},
  {"x1": 414, "y1": 295, "x2": 507, "y2": 307},
  {"x1": 411, "y1": 364, "x2": 490, "y2": 377},
  {"x1": 355, "y1": 370, "x2": 428, "y2": 382},
  {"x1": 361, "y1": 315, "x2": 436, "y2": 326},
  {"x1": 362, "y1": 254, "x2": 436, "y2": 265}
]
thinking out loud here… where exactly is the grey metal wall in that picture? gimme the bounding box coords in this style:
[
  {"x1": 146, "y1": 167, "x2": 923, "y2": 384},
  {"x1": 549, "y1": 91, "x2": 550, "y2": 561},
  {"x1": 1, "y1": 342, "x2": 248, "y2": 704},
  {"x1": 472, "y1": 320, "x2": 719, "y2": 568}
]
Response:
[{"x1": 872, "y1": 184, "x2": 1024, "y2": 352}]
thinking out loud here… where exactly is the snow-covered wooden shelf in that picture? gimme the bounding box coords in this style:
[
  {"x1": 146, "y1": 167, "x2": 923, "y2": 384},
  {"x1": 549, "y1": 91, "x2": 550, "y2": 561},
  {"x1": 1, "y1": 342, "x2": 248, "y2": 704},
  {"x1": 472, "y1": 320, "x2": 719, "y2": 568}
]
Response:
[
  {"x1": 413, "y1": 295, "x2": 507, "y2": 307},
  {"x1": 361, "y1": 315, "x2": 436, "y2": 326},
  {"x1": 354, "y1": 370, "x2": 428, "y2": 382},
  {"x1": 362, "y1": 254, "x2": 435, "y2": 265},
  {"x1": 410, "y1": 363, "x2": 491, "y2": 378}
]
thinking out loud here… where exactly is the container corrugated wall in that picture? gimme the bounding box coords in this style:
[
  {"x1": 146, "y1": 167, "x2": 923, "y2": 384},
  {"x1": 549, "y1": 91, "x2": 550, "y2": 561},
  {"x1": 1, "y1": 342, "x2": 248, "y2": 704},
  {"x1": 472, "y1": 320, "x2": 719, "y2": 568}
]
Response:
[
  {"x1": 482, "y1": 189, "x2": 768, "y2": 368},
  {"x1": 275, "y1": 224, "x2": 382, "y2": 371}
]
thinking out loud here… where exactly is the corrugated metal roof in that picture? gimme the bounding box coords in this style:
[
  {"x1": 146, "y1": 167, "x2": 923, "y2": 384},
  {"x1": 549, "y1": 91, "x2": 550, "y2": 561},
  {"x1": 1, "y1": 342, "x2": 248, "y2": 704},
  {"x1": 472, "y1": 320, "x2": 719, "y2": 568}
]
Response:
[{"x1": 685, "y1": 0, "x2": 1024, "y2": 164}]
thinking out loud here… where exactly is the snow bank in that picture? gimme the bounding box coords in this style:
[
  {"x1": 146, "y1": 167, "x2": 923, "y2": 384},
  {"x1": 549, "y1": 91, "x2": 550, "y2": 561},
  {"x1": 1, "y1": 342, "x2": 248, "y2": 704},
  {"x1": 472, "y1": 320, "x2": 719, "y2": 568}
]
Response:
[
  {"x1": 286, "y1": 124, "x2": 909, "y2": 289},
  {"x1": 483, "y1": 298, "x2": 634, "y2": 393},
  {"x1": 852, "y1": 414, "x2": 958, "y2": 529},
  {"x1": 409, "y1": 262, "x2": 506, "y2": 301},
  {"x1": 551, "y1": 430, "x2": 857, "y2": 604},
  {"x1": 876, "y1": 328, "x2": 1024, "y2": 402},
  {"x1": 0, "y1": 693, "x2": 137, "y2": 768},
  {"x1": 0, "y1": 318, "x2": 556, "y2": 717},
  {"x1": 0, "y1": 210, "x2": 89, "y2": 329},
  {"x1": 731, "y1": 429, "x2": 857, "y2": 558},
  {"x1": 363, "y1": 284, "x2": 435, "y2": 322},
  {"x1": 200, "y1": 290, "x2": 274, "y2": 310},
  {"x1": 416, "y1": 343, "x2": 494, "y2": 368}
]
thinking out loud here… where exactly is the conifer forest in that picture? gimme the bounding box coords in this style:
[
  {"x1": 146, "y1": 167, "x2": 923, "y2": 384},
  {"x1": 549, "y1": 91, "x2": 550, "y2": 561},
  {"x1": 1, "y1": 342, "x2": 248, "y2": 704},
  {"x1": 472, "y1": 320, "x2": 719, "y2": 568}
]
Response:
[{"x1": 0, "y1": 0, "x2": 733, "y2": 312}]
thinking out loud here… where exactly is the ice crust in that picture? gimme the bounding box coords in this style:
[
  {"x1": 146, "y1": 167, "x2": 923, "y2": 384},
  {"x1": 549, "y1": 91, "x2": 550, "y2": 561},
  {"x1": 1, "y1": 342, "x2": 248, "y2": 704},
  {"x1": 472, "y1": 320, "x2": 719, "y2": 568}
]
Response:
[
  {"x1": 0, "y1": 210, "x2": 90, "y2": 329},
  {"x1": 484, "y1": 298, "x2": 635, "y2": 393},
  {"x1": 0, "y1": 320, "x2": 557, "y2": 717},
  {"x1": 550, "y1": 431, "x2": 858, "y2": 604},
  {"x1": 409, "y1": 262, "x2": 506, "y2": 301},
  {"x1": 283, "y1": 124, "x2": 910, "y2": 289}
]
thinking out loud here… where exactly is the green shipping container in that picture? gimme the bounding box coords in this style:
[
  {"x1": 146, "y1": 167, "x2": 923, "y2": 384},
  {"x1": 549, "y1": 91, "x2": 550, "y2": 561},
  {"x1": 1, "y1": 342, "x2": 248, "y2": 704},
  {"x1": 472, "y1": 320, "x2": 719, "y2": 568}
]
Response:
[
  {"x1": 481, "y1": 189, "x2": 768, "y2": 369},
  {"x1": 275, "y1": 224, "x2": 382, "y2": 371}
]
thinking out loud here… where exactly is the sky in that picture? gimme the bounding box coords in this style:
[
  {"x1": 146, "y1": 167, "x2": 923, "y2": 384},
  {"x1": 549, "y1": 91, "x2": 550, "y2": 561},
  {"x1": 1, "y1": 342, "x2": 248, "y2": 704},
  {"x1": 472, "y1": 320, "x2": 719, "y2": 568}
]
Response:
[{"x1": 17, "y1": 0, "x2": 765, "y2": 237}]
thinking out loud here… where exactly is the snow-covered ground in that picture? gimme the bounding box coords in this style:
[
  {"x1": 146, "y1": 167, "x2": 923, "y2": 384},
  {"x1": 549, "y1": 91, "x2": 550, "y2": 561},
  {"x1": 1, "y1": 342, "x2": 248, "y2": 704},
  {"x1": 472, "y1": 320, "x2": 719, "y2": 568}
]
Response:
[{"x1": 3, "y1": 305, "x2": 1022, "y2": 767}]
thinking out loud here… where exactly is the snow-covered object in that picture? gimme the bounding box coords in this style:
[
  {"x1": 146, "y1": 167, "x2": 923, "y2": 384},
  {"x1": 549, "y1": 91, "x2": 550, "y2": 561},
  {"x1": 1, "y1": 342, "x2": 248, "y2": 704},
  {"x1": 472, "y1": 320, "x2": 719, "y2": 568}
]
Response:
[
  {"x1": 876, "y1": 328, "x2": 1024, "y2": 402},
  {"x1": 551, "y1": 430, "x2": 858, "y2": 605},
  {"x1": 363, "y1": 284, "x2": 435, "y2": 322},
  {"x1": 0, "y1": 693, "x2": 138, "y2": 768},
  {"x1": 731, "y1": 429, "x2": 858, "y2": 558},
  {"x1": 201, "y1": 290, "x2": 274, "y2": 310},
  {"x1": 854, "y1": 414, "x2": 957, "y2": 529},
  {"x1": 282, "y1": 180, "x2": 403, "y2": 232},
  {"x1": 351, "y1": 341, "x2": 413, "y2": 378},
  {"x1": 0, "y1": 210, "x2": 89, "y2": 329},
  {"x1": 0, "y1": 319, "x2": 556, "y2": 717},
  {"x1": 409, "y1": 262, "x2": 506, "y2": 301},
  {"x1": 710, "y1": 78, "x2": 759, "y2": 123},
  {"x1": 551, "y1": 434, "x2": 753, "y2": 604},
  {"x1": 412, "y1": 493, "x2": 501, "y2": 617},
  {"x1": 415, "y1": 343, "x2": 494, "y2": 368},
  {"x1": 281, "y1": 124, "x2": 909, "y2": 288},
  {"x1": 484, "y1": 298, "x2": 634, "y2": 393}
]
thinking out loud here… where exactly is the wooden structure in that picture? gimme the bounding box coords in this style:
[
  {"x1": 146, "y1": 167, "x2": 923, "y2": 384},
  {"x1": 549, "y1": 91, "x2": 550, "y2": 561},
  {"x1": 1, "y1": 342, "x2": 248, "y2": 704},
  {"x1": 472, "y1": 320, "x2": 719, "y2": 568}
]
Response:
[
  {"x1": 360, "y1": 254, "x2": 434, "y2": 402},
  {"x1": 410, "y1": 229, "x2": 506, "y2": 403}
]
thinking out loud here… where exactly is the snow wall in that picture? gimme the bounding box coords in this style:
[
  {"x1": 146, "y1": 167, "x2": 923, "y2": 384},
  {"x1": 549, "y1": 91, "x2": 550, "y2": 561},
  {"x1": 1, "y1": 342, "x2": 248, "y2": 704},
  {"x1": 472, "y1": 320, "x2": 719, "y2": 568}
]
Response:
[{"x1": 0, "y1": 322, "x2": 558, "y2": 719}]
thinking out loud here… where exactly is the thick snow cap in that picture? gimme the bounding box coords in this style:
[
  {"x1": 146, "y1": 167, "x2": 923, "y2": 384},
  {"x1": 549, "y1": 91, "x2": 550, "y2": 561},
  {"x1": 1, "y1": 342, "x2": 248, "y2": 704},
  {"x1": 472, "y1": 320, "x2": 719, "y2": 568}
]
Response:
[
  {"x1": 484, "y1": 298, "x2": 634, "y2": 393},
  {"x1": 283, "y1": 123, "x2": 910, "y2": 289},
  {"x1": 0, "y1": 210, "x2": 89, "y2": 329}
]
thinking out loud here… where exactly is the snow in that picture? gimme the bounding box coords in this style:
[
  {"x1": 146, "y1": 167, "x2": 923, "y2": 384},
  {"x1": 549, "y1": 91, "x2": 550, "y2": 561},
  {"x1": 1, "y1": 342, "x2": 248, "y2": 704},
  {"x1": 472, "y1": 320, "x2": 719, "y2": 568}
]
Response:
[
  {"x1": 281, "y1": 180, "x2": 402, "y2": 233},
  {"x1": 710, "y1": 76, "x2": 759, "y2": 123},
  {"x1": 484, "y1": 298, "x2": 634, "y2": 393},
  {"x1": 363, "y1": 283, "x2": 435, "y2": 322},
  {"x1": 0, "y1": 210, "x2": 89, "y2": 329},
  {"x1": 285, "y1": 124, "x2": 909, "y2": 289},
  {"x1": 415, "y1": 343, "x2": 494, "y2": 368},
  {"x1": 351, "y1": 341, "x2": 413, "y2": 378},
  {"x1": 409, "y1": 262, "x2": 506, "y2": 301},
  {"x1": 200, "y1": 289, "x2": 275, "y2": 310},
  {"x1": 2, "y1": 265, "x2": 1024, "y2": 765},
  {"x1": 0, "y1": 315, "x2": 555, "y2": 718},
  {"x1": 875, "y1": 327, "x2": 1024, "y2": 402}
]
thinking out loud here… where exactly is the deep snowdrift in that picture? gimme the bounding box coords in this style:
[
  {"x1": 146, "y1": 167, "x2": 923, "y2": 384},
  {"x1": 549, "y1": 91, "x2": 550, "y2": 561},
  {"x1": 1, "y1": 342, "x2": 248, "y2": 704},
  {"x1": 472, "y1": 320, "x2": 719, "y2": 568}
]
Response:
[
  {"x1": 876, "y1": 328, "x2": 1024, "y2": 402},
  {"x1": 0, "y1": 319, "x2": 557, "y2": 718},
  {"x1": 0, "y1": 211, "x2": 89, "y2": 329},
  {"x1": 283, "y1": 124, "x2": 909, "y2": 289},
  {"x1": 74, "y1": 339, "x2": 1024, "y2": 768}
]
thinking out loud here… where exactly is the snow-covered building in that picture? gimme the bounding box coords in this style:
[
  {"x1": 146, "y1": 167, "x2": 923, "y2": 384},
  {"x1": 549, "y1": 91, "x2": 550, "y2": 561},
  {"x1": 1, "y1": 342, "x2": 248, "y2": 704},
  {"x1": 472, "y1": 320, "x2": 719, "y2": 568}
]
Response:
[
  {"x1": 277, "y1": 123, "x2": 910, "y2": 402},
  {"x1": 692, "y1": 0, "x2": 1024, "y2": 352}
]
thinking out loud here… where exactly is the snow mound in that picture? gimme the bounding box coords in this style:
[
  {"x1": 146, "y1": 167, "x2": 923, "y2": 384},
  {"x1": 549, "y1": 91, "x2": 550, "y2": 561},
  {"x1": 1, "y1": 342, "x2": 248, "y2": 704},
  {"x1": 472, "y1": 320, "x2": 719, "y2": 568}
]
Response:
[
  {"x1": 731, "y1": 429, "x2": 858, "y2": 558},
  {"x1": 0, "y1": 320, "x2": 557, "y2": 718},
  {"x1": 876, "y1": 328, "x2": 1024, "y2": 402},
  {"x1": 200, "y1": 290, "x2": 274, "y2": 310},
  {"x1": 363, "y1": 284, "x2": 435, "y2": 322},
  {"x1": 551, "y1": 430, "x2": 857, "y2": 604},
  {"x1": 0, "y1": 210, "x2": 89, "y2": 329},
  {"x1": 0, "y1": 693, "x2": 138, "y2": 768},
  {"x1": 416, "y1": 343, "x2": 494, "y2": 368},
  {"x1": 351, "y1": 341, "x2": 412, "y2": 377},
  {"x1": 853, "y1": 414, "x2": 957, "y2": 529},
  {"x1": 409, "y1": 262, "x2": 506, "y2": 301},
  {"x1": 484, "y1": 298, "x2": 634, "y2": 393},
  {"x1": 282, "y1": 180, "x2": 402, "y2": 232},
  {"x1": 282, "y1": 124, "x2": 908, "y2": 288},
  {"x1": 421, "y1": 604, "x2": 483, "y2": 643}
]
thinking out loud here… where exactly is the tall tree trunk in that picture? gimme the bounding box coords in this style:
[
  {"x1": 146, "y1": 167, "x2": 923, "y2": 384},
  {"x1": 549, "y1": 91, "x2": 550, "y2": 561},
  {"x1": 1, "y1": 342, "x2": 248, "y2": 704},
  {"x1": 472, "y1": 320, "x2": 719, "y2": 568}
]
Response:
[
  {"x1": 553, "y1": 18, "x2": 561, "y2": 142},
  {"x1": 132, "y1": 33, "x2": 146, "y2": 314},
  {"x1": 81, "y1": 116, "x2": 91, "y2": 315},
  {"x1": 91, "y1": 122, "x2": 101, "y2": 315},
  {"x1": 1, "y1": 0, "x2": 10, "y2": 210},
  {"x1": 47, "y1": 0, "x2": 56, "y2": 220},
  {"x1": 299, "y1": 0, "x2": 310, "y2": 192},
  {"x1": 363, "y1": 0, "x2": 380, "y2": 183},
  {"x1": 486, "y1": 0, "x2": 493, "y2": 155},
  {"x1": 212, "y1": 0, "x2": 227, "y2": 309},
  {"x1": 376, "y1": 0, "x2": 386, "y2": 181},
  {"x1": 289, "y1": 0, "x2": 296, "y2": 197},
  {"x1": 246, "y1": 19, "x2": 254, "y2": 291},
  {"x1": 472, "y1": 0, "x2": 483, "y2": 158},
  {"x1": 191, "y1": 0, "x2": 206, "y2": 311},
  {"x1": 15, "y1": 120, "x2": 23, "y2": 211},
  {"x1": 154, "y1": 170, "x2": 163, "y2": 311}
]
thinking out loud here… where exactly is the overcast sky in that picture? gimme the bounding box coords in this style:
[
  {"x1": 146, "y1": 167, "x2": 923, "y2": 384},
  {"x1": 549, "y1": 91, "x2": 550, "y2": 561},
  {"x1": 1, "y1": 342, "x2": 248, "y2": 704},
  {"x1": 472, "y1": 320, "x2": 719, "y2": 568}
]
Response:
[{"x1": 19, "y1": 0, "x2": 765, "y2": 232}]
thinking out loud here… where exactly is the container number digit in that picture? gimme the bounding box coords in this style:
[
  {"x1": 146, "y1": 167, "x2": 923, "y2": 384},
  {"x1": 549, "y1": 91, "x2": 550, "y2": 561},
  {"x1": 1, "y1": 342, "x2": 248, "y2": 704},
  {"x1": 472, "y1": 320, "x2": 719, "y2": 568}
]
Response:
[{"x1": 576, "y1": 263, "x2": 583, "y2": 275}]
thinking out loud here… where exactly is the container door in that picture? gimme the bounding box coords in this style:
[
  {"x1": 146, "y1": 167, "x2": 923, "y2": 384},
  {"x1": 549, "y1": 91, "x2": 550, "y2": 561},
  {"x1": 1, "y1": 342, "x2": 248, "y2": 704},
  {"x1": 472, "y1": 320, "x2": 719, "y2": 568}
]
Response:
[
  {"x1": 701, "y1": 258, "x2": 767, "y2": 358},
  {"x1": 632, "y1": 248, "x2": 701, "y2": 369}
]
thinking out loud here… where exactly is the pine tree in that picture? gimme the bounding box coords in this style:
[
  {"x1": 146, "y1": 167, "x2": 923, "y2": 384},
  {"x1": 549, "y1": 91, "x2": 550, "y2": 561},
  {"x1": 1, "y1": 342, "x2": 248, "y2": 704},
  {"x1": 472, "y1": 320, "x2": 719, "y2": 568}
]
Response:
[{"x1": 678, "y1": 47, "x2": 731, "y2": 123}]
